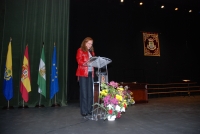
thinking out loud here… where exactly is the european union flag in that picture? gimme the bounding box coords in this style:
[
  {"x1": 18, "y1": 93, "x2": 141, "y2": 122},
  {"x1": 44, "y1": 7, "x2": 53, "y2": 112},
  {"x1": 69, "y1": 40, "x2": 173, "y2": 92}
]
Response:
[
  {"x1": 50, "y1": 45, "x2": 59, "y2": 99},
  {"x1": 3, "y1": 41, "x2": 13, "y2": 100}
]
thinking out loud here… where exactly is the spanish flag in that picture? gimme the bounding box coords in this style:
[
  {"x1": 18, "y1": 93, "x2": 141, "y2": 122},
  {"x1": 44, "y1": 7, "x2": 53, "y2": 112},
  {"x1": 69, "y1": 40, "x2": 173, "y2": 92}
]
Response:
[{"x1": 20, "y1": 45, "x2": 31, "y2": 102}]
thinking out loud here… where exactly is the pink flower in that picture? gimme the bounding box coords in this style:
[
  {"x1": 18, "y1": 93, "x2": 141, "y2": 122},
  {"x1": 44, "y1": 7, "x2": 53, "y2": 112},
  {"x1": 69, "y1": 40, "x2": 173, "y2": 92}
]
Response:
[
  {"x1": 109, "y1": 81, "x2": 118, "y2": 88},
  {"x1": 103, "y1": 95, "x2": 119, "y2": 106}
]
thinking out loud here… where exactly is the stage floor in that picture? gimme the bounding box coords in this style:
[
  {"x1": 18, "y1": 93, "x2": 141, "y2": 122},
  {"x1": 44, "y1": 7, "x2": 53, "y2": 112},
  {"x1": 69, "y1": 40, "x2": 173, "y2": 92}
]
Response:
[{"x1": 1, "y1": 95, "x2": 200, "y2": 134}]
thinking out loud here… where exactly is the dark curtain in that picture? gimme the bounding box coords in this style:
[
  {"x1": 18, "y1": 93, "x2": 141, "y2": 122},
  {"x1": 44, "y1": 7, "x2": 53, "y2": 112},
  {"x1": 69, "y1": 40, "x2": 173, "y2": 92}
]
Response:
[{"x1": 0, "y1": 0, "x2": 70, "y2": 107}]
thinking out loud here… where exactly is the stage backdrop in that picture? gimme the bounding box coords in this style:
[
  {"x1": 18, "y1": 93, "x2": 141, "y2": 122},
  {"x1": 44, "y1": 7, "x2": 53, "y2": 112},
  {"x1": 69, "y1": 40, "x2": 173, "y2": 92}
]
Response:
[{"x1": 0, "y1": 0, "x2": 70, "y2": 107}]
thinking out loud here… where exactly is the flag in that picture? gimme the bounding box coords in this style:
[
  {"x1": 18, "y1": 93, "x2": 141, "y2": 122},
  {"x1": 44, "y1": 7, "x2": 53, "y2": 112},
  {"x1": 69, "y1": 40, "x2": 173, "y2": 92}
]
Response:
[
  {"x1": 50, "y1": 45, "x2": 59, "y2": 99},
  {"x1": 20, "y1": 45, "x2": 31, "y2": 102},
  {"x1": 37, "y1": 46, "x2": 46, "y2": 98},
  {"x1": 3, "y1": 41, "x2": 13, "y2": 100}
]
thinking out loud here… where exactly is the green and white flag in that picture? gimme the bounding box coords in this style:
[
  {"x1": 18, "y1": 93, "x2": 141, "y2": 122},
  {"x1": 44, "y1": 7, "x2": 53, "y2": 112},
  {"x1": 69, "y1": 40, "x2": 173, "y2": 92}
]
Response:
[{"x1": 37, "y1": 46, "x2": 46, "y2": 98}]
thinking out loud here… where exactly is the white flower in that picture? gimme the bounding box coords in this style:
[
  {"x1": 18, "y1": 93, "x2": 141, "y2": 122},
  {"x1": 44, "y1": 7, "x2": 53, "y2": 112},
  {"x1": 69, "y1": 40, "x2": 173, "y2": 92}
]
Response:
[
  {"x1": 121, "y1": 107, "x2": 125, "y2": 112},
  {"x1": 107, "y1": 104, "x2": 113, "y2": 109},
  {"x1": 115, "y1": 105, "x2": 121, "y2": 112}
]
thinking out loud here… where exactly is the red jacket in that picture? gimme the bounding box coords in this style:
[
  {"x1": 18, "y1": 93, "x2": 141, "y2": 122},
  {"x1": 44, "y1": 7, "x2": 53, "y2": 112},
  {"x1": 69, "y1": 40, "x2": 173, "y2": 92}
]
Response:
[{"x1": 76, "y1": 48, "x2": 95, "y2": 77}]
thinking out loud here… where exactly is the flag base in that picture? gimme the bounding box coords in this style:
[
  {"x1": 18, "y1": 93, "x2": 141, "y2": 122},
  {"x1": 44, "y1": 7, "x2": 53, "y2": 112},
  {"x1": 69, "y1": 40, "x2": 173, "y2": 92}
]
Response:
[
  {"x1": 35, "y1": 104, "x2": 45, "y2": 108},
  {"x1": 51, "y1": 103, "x2": 60, "y2": 107},
  {"x1": 18, "y1": 105, "x2": 29, "y2": 109},
  {"x1": 2, "y1": 106, "x2": 14, "y2": 110}
]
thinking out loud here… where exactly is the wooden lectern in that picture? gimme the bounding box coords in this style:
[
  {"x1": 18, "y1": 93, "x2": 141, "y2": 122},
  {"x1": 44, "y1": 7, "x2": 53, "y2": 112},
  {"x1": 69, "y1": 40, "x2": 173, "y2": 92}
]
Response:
[{"x1": 120, "y1": 82, "x2": 148, "y2": 103}]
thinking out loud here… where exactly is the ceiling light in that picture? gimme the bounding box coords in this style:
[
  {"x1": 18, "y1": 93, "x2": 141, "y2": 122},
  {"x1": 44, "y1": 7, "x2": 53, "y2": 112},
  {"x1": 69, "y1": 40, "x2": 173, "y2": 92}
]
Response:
[
  {"x1": 120, "y1": 0, "x2": 124, "y2": 3},
  {"x1": 175, "y1": 8, "x2": 178, "y2": 11},
  {"x1": 189, "y1": 10, "x2": 192, "y2": 13},
  {"x1": 139, "y1": 2, "x2": 143, "y2": 5},
  {"x1": 161, "y1": 5, "x2": 164, "y2": 8}
]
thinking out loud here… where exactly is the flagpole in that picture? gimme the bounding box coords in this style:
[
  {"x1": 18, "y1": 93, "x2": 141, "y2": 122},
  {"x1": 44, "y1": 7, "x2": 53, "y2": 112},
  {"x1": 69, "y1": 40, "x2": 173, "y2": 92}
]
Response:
[
  {"x1": 55, "y1": 94, "x2": 57, "y2": 104},
  {"x1": 8, "y1": 37, "x2": 12, "y2": 109},
  {"x1": 8, "y1": 38, "x2": 11, "y2": 109},
  {"x1": 35, "y1": 93, "x2": 45, "y2": 108},
  {"x1": 39, "y1": 94, "x2": 41, "y2": 106},
  {"x1": 51, "y1": 43, "x2": 60, "y2": 107},
  {"x1": 35, "y1": 44, "x2": 46, "y2": 108},
  {"x1": 8, "y1": 38, "x2": 13, "y2": 109},
  {"x1": 54, "y1": 42, "x2": 56, "y2": 107},
  {"x1": 18, "y1": 100, "x2": 28, "y2": 109},
  {"x1": 18, "y1": 45, "x2": 30, "y2": 109},
  {"x1": 39, "y1": 93, "x2": 44, "y2": 107},
  {"x1": 2, "y1": 38, "x2": 14, "y2": 110},
  {"x1": 3, "y1": 100, "x2": 14, "y2": 110},
  {"x1": 51, "y1": 94, "x2": 60, "y2": 107}
]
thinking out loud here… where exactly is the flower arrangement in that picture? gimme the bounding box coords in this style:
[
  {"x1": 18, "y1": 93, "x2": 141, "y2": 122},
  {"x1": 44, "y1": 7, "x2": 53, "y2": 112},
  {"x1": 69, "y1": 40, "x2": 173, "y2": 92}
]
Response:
[{"x1": 93, "y1": 81, "x2": 135, "y2": 120}]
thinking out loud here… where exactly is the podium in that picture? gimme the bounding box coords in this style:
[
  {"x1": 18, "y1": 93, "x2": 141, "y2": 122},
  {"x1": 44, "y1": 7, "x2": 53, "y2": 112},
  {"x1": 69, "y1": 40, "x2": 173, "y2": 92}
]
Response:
[
  {"x1": 84, "y1": 56, "x2": 112, "y2": 120},
  {"x1": 83, "y1": 56, "x2": 112, "y2": 85}
]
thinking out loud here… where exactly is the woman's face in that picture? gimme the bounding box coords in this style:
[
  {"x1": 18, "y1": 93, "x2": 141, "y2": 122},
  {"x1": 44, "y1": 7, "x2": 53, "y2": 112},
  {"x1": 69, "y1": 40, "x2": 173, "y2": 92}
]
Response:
[{"x1": 85, "y1": 40, "x2": 93, "y2": 50}]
